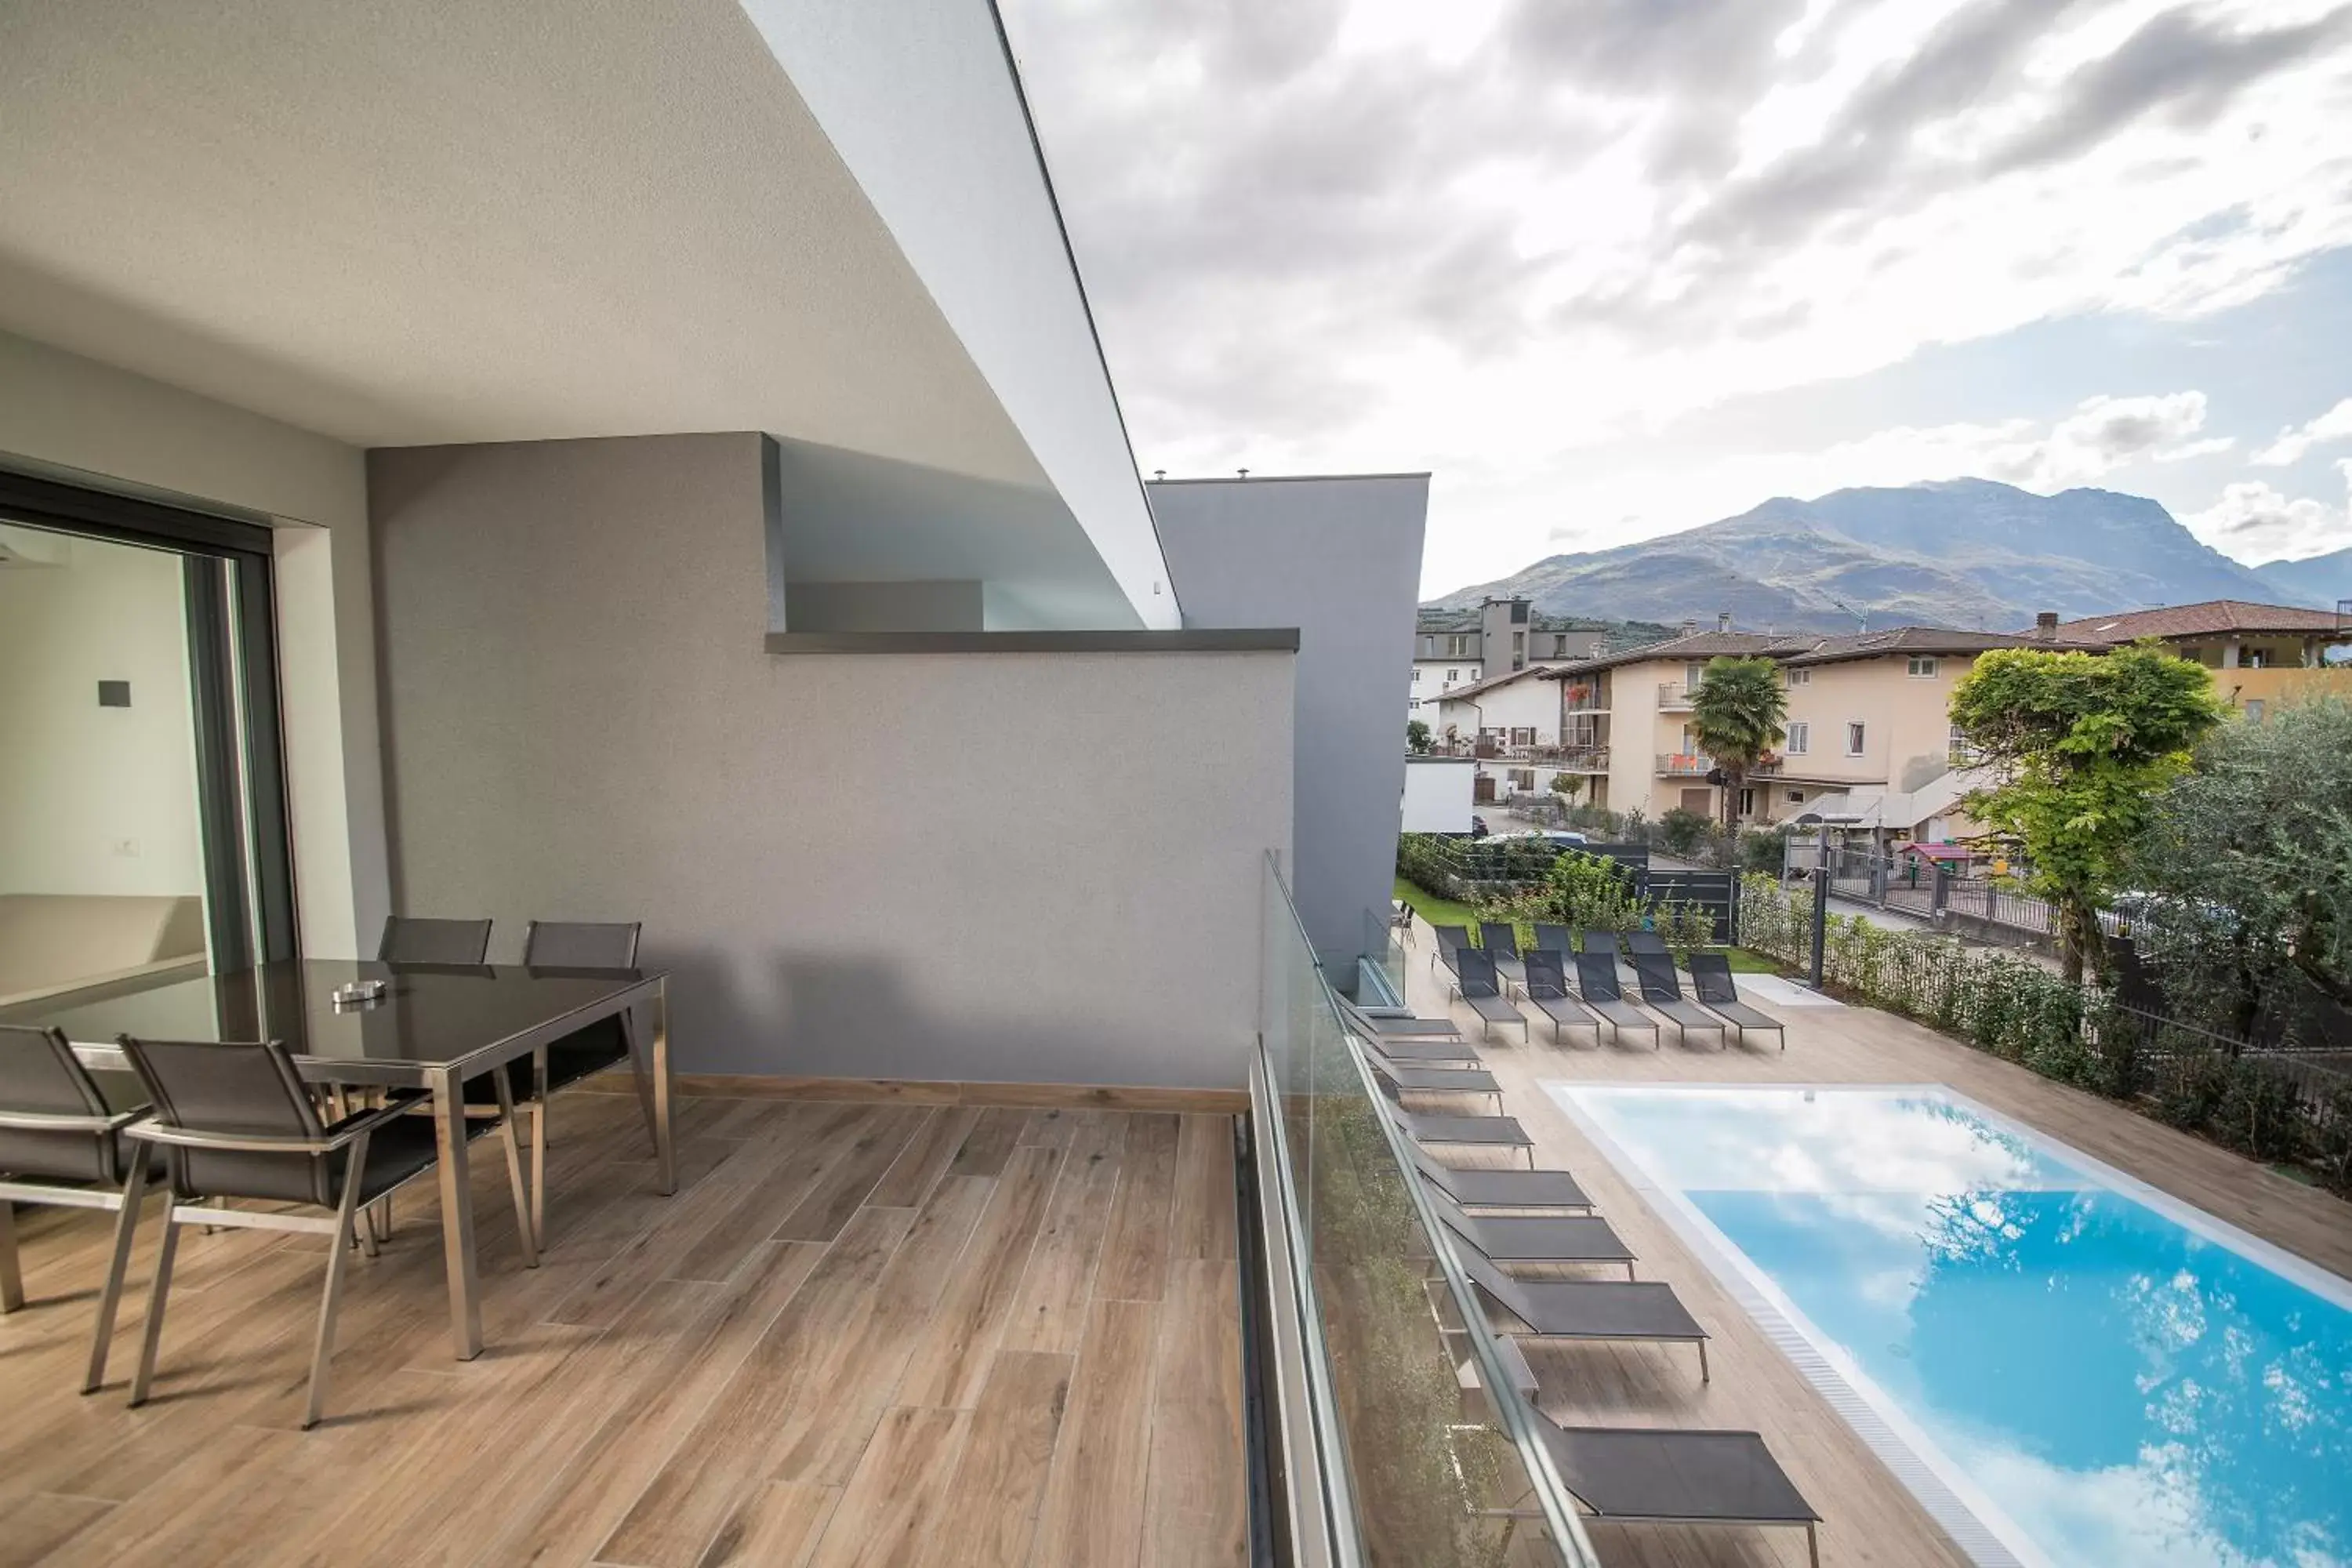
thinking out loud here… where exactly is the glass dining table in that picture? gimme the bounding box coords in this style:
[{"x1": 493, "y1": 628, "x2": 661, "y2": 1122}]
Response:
[{"x1": 1, "y1": 958, "x2": 674, "y2": 1359}]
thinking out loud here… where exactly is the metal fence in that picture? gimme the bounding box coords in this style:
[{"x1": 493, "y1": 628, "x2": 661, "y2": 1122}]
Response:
[
  {"x1": 2103, "y1": 1004, "x2": 2352, "y2": 1112},
  {"x1": 1780, "y1": 837, "x2": 2120, "y2": 951}
]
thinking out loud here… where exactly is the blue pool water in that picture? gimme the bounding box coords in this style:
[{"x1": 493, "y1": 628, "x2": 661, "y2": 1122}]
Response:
[{"x1": 1558, "y1": 1085, "x2": 2352, "y2": 1568}]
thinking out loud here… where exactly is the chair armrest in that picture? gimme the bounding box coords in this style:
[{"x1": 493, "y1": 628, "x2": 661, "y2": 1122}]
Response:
[
  {"x1": 0, "y1": 1107, "x2": 142, "y2": 1134},
  {"x1": 125, "y1": 1091, "x2": 428, "y2": 1156}
]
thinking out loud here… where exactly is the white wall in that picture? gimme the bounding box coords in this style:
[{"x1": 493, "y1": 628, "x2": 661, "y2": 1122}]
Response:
[
  {"x1": 1410, "y1": 657, "x2": 1485, "y2": 724},
  {"x1": 1401, "y1": 759, "x2": 1475, "y2": 833},
  {"x1": 740, "y1": 0, "x2": 1175, "y2": 630},
  {"x1": 0, "y1": 530, "x2": 204, "y2": 896},
  {"x1": 372, "y1": 436, "x2": 1291, "y2": 1087},
  {"x1": 0, "y1": 330, "x2": 386, "y2": 956}
]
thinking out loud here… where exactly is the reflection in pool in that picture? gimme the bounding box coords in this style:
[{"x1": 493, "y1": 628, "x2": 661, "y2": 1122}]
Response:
[{"x1": 1558, "y1": 1085, "x2": 2352, "y2": 1568}]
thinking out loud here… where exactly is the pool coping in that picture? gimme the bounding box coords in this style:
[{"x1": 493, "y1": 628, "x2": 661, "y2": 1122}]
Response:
[{"x1": 1544, "y1": 1080, "x2": 2352, "y2": 1568}]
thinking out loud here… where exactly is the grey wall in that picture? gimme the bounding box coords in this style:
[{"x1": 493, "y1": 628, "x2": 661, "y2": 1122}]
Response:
[
  {"x1": 368, "y1": 435, "x2": 1292, "y2": 1087},
  {"x1": 783, "y1": 579, "x2": 985, "y2": 631},
  {"x1": 1148, "y1": 475, "x2": 1429, "y2": 967}
]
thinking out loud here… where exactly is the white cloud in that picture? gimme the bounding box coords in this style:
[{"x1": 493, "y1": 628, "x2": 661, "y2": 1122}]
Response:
[
  {"x1": 2181, "y1": 461, "x2": 2352, "y2": 559},
  {"x1": 2154, "y1": 436, "x2": 2235, "y2": 462},
  {"x1": 2250, "y1": 396, "x2": 2352, "y2": 465},
  {"x1": 1003, "y1": 0, "x2": 2352, "y2": 593}
]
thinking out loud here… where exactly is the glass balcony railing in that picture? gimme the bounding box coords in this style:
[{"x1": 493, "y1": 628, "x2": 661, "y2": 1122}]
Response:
[{"x1": 1252, "y1": 852, "x2": 1599, "y2": 1566}]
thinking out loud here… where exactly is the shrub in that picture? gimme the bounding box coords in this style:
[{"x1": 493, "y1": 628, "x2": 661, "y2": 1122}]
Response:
[
  {"x1": 2317, "y1": 1085, "x2": 2352, "y2": 1196},
  {"x1": 2215, "y1": 1059, "x2": 2305, "y2": 1163},
  {"x1": 1740, "y1": 825, "x2": 1791, "y2": 877},
  {"x1": 2152, "y1": 1047, "x2": 2232, "y2": 1131},
  {"x1": 1655, "y1": 899, "x2": 1717, "y2": 962},
  {"x1": 1658, "y1": 808, "x2": 1710, "y2": 857}
]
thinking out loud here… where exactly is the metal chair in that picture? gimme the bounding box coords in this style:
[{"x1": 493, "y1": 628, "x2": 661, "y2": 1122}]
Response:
[
  {"x1": 376, "y1": 915, "x2": 492, "y2": 965},
  {"x1": 0, "y1": 1024, "x2": 156, "y2": 1392},
  {"x1": 113, "y1": 1035, "x2": 525, "y2": 1428},
  {"x1": 473, "y1": 920, "x2": 650, "y2": 1246}
]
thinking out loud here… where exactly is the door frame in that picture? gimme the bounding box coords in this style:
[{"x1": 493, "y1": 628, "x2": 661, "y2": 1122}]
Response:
[{"x1": 0, "y1": 469, "x2": 299, "y2": 969}]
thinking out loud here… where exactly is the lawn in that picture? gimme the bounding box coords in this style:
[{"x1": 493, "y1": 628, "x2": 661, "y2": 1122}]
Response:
[
  {"x1": 1392, "y1": 875, "x2": 1782, "y2": 971},
  {"x1": 1392, "y1": 875, "x2": 1480, "y2": 933}
]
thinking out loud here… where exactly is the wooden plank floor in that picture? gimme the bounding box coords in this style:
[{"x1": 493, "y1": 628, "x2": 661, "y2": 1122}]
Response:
[
  {"x1": 1397, "y1": 921, "x2": 2352, "y2": 1567},
  {"x1": 0, "y1": 1097, "x2": 1248, "y2": 1568}
]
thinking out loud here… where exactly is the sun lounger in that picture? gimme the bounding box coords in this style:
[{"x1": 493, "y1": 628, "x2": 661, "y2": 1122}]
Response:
[
  {"x1": 1363, "y1": 1049, "x2": 1504, "y2": 1111},
  {"x1": 1688, "y1": 953, "x2": 1787, "y2": 1051},
  {"x1": 1625, "y1": 929, "x2": 1669, "y2": 960},
  {"x1": 1524, "y1": 1416, "x2": 1822, "y2": 1568},
  {"x1": 1479, "y1": 921, "x2": 1526, "y2": 985},
  {"x1": 1338, "y1": 996, "x2": 1465, "y2": 1040},
  {"x1": 1344, "y1": 1022, "x2": 1482, "y2": 1066},
  {"x1": 1336, "y1": 1006, "x2": 1477, "y2": 1067},
  {"x1": 1530, "y1": 922, "x2": 1575, "y2": 960},
  {"x1": 1408, "y1": 1146, "x2": 1592, "y2": 1213},
  {"x1": 1571, "y1": 952, "x2": 1659, "y2": 1049},
  {"x1": 1430, "y1": 924, "x2": 1473, "y2": 975},
  {"x1": 1378, "y1": 1087, "x2": 1534, "y2": 1167},
  {"x1": 1519, "y1": 952, "x2": 1601, "y2": 1044},
  {"x1": 1427, "y1": 1189, "x2": 1636, "y2": 1279},
  {"x1": 1447, "y1": 1236, "x2": 1710, "y2": 1379},
  {"x1": 1632, "y1": 953, "x2": 1728, "y2": 1049},
  {"x1": 1450, "y1": 949, "x2": 1530, "y2": 1044},
  {"x1": 1577, "y1": 928, "x2": 1619, "y2": 959}
]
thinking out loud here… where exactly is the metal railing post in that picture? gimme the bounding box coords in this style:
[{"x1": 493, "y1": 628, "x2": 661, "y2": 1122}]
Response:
[{"x1": 1809, "y1": 835, "x2": 1830, "y2": 989}]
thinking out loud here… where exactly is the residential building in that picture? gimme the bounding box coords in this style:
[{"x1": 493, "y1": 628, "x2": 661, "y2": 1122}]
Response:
[
  {"x1": 1537, "y1": 622, "x2": 1817, "y2": 817},
  {"x1": 1764, "y1": 628, "x2": 2099, "y2": 838},
  {"x1": 1406, "y1": 597, "x2": 1608, "y2": 722},
  {"x1": 1539, "y1": 622, "x2": 2103, "y2": 832},
  {"x1": 2040, "y1": 600, "x2": 2352, "y2": 718}
]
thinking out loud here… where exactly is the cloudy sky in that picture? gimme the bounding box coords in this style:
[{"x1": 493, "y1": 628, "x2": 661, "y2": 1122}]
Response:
[{"x1": 998, "y1": 0, "x2": 2352, "y2": 597}]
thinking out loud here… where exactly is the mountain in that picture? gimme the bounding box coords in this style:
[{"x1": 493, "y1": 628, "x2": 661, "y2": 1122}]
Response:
[
  {"x1": 2252, "y1": 547, "x2": 2352, "y2": 609},
  {"x1": 1428, "y1": 480, "x2": 2306, "y2": 631}
]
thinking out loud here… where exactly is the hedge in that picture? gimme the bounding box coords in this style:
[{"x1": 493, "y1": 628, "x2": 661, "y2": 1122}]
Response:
[{"x1": 1737, "y1": 873, "x2": 2350, "y2": 1194}]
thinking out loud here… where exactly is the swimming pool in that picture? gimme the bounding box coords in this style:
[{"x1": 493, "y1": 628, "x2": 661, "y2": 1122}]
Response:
[{"x1": 1552, "y1": 1083, "x2": 2352, "y2": 1568}]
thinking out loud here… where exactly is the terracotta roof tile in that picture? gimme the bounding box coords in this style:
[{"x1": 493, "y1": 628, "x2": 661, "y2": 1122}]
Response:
[{"x1": 2042, "y1": 600, "x2": 2350, "y2": 643}]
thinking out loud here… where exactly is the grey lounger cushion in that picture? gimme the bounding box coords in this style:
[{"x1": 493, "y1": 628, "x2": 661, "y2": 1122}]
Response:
[
  {"x1": 1380, "y1": 1093, "x2": 1532, "y2": 1152},
  {"x1": 1572, "y1": 953, "x2": 1659, "y2": 1047},
  {"x1": 1534, "y1": 1421, "x2": 1820, "y2": 1529},
  {"x1": 1632, "y1": 954, "x2": 1728, "y2": 1048},
  {"x1": 1688, "y1": 954, "x2": 1788, "y2": 1051},
  {"x1": 1364, "y1": 1036, "x2": 1483, "y2": 1066},
  {"x1": 1450, "y1": 1241, "x2": 1709, "y2": 1376},
  {"x1": 1367, "y1": 1055, "x2": 1502, "y2": 1099},
  {"x1": 1411, "y1": 1149, "x2": 1592, "y2": 1211},
  {"x1": 1519, "y1": 953, "x2": 1601, "y2": 1041},
  {"x1": 1451, "y1": 949, "x2": 1530, "y2": 1040},
  {"x1": 1340, "y1": 1003, "x2": 1465, "y2": 1039},
  {"x1": 1430, "y1": 1192, "x2": 1635, "y2": 1274}
]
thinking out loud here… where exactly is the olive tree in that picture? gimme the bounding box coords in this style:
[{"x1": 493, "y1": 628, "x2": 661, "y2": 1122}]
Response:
[
  {"x1": 1949, "y1": 643, "x2": 2223, "y2": 983},
  {"x1": 2125, "y1": 695, "x2": 2352, "y2": 1022}
]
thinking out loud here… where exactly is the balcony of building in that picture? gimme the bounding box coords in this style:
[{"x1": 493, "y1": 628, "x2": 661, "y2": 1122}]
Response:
[
  {"x1": 1559, "y1": 680, "x2": 1610, "y2": 715},
  {"x1": 1514, "y1": 744, "x2": 1612, "y2": 772},
  {"x1": 1656, "y1": 751, "x2": 1716, "y2": 777},
  {"x1": 1655, "y1": 683, "x2": 1697, "y2": 712}
]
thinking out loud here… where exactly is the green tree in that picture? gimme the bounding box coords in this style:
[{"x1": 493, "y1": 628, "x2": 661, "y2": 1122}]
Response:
[
  {"x1": 1949, "y1": 643, "x2": 2224, "y2": 983},
  {"x1": 1406, "y1": 718, "x2": 1432, "y2": 755},
  {"x1": 1548, "y1": 771, "x2": 1582, "y2": 799},
  {"x1": 2124, "y1": 695, "x2": 2352, "y2": 1018},
  {"x1": 1689, "y1": 656, "x2": 1788, "y2": 831}
]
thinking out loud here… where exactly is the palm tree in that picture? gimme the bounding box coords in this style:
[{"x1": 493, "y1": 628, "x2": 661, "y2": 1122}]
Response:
[{"x1": 1689, "y1": 656, "x2": 1788, "y2": 830}]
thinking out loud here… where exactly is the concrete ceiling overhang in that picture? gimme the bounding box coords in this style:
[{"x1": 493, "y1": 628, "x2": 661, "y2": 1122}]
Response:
[{"x1": 0, "y1": 0, "x2": 1162, "y2": 627}]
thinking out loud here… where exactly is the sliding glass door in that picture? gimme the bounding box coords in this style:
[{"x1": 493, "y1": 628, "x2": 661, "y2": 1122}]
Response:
[{"x1": 0, "y1": 470, "x2": 296, "y2": 1003}]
